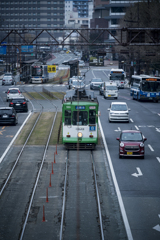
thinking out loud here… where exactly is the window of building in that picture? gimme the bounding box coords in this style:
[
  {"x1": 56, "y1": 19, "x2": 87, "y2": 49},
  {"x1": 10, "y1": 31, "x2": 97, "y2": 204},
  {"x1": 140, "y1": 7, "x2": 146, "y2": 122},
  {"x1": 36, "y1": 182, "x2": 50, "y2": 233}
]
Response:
[
  {"x1": 111, "y1": 7, "x2": 126, "y2": 13},
  {"x1": 47, "y1": 18, "x2": 51, "y2": 21},
  {"x1": 47, "y1": 24, "x2": 51, "y2": 27}
]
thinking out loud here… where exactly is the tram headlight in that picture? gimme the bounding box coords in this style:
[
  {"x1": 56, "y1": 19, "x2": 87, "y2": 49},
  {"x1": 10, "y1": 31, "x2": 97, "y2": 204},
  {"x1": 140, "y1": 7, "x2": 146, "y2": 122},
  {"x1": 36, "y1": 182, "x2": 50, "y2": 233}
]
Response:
[{"x1": 77, "y1": 132, "x2": 83, "y2": 138}]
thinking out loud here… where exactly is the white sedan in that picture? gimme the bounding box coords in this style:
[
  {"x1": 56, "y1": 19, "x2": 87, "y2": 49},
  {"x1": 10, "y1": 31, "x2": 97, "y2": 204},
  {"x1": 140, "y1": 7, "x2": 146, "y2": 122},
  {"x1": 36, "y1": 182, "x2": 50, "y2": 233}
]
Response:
[
  {"x1": 6, "y1": 88, "x2": 23, "y2": 102},
  {"x1": 108, "y1": 102, "x2": 130, "y2": 122}
]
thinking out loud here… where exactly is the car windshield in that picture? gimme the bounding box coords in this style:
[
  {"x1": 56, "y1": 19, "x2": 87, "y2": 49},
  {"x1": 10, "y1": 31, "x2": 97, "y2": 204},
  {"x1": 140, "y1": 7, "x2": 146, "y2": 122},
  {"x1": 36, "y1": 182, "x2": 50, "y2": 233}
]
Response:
[
  {"x1": 0, "y1": 109, "x2": 12, "y2": 114},
  {"x1": 92, "y1": 79, "x2": 102, "y2": 82},
  {"x1": 121, "y1": 132, "x2": 143, "y2": 141},
  {"x1": 72, "y1": 81, "x2": 84, "y2": 87},
  {"x1": 5, "y1": 73, "x2": 12, "y2": 76},
  {"x1": 106, "y1": 86, "x2": 117, "y2": 90},
  {"x1": 9, "y1": 89, "x2": 19, "y2": 94},
  {"x1": 111, "y1": 104, "x2": 127, "y2": 111}
]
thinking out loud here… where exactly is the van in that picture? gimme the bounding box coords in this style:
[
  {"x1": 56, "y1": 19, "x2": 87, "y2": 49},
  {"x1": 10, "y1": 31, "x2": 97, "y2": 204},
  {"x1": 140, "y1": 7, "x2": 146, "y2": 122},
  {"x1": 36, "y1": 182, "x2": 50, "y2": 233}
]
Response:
[{"x1": 104, "y1": 82, "x2": 118, "y2": 99}]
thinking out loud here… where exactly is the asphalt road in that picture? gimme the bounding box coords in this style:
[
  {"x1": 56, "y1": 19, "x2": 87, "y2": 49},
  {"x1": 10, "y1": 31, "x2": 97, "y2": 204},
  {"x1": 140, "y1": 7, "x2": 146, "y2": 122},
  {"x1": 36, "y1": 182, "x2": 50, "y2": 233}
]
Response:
[{"x1": 0, "y1": 53, "x2": 160, "y2": 239}]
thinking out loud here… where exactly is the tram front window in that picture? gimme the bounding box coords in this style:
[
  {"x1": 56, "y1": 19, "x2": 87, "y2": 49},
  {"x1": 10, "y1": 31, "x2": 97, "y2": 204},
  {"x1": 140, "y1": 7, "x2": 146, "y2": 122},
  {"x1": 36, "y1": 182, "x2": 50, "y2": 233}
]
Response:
[
  {"x1": 89, "y1": 110, "x2": 96, "y2": 124},
  {"x1": 72, "y1": 111, "x2": 88, "y2": 125},
  {"x1": 64, "y1": 110, "x2": 71, "y2": 125},
  {"x1": 31, "y1": 67, "x2": 42, "y2": 76}
]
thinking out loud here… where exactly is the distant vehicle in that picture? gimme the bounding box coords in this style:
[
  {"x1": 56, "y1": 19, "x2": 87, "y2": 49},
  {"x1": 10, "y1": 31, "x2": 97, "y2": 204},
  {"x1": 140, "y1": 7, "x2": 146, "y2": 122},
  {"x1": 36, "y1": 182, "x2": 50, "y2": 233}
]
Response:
[
  {"x1": 109, "y1": 69, "x2": 125, "y2": 88},
  {"x1": 71, "y1": 80, "x2": 85, "y2": 90},
  {"x1": 103, "y1": 82, "x2": 118, "y2": 99},
  {"x1": 2, "y1": 73, "x2": 15, "y2": 85},
  {"x1": 9, "y1": 97, "x2": 28, "y2": 112},
  {"x1": 90, "y1": 78, "x2": 103, "y2": 90},
  {"x1": 116, "y1": 130, "x2": 147, "y2": 159},
  {"x1": 108, "y1": 102, "x2": 130, "y2": 122},
  {"x1": 79, "y1": 60, "x2": 85, "y2": 67},
  {"x1": 6, "y1": 88, "x2": 23, "y2": 102},
  {"x1": 30, "y1": 62, "x2": 49, "y2": 84},
  {"x1": 0, "y1": 107, "x2": 18, "y2": 125},
  {"x1": 130, "y1": 75, "x2": 160, "y2": 102}
]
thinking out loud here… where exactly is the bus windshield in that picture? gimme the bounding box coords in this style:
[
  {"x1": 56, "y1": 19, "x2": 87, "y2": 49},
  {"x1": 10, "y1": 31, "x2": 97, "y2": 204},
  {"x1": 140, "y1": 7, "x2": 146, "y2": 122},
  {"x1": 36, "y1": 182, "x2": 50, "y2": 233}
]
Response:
[
  {"x1": 31, "y1": 67, "x2": 42, "y2": 76},
  {"x1": 110, "y1": 73, "x2": 124, "y2": 80},
  {"x1": 142, "y1": 81, "x2": 160, "y2": 92}
]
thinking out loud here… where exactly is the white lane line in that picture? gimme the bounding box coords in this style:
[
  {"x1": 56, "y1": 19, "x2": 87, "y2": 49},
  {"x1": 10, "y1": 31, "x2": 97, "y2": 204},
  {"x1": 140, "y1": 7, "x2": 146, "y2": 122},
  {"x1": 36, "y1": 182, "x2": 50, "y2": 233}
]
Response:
[
  {"x1": 135, "y1": 125, "x2": 139, "y2": 130},
  {"x1": 92, "y1": 69, "x2": 96, "y2": 78},
  {"x1": 0, "y1": 111, "x2": 32, "y2": 164},
  {"x1": 148, "y1": 144, "x2": 154, "y2": 151},
  {"x1": 156, "y1": 157, "x2": 160, "y2": 163},
  {"x1": 99, "y1": 118, "x2": 133, "y2": 240},
  {"x1": 130, "y1": 118, "x2": 134, "y2": 123}
]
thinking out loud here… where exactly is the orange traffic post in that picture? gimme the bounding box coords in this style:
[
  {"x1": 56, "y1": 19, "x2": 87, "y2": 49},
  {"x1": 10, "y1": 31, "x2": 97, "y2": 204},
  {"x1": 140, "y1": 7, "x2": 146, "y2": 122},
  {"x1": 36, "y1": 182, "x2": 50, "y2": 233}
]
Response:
[
  {"x1": 54, "y1": 152, "x2": 56, "y2": 164},
  {"x1": 42, "y1": 205, "x2": 45, "y2": 222},
  {"x1": 52, "y1": 162, "x2": 54, "y2": 174},
  {"x1": 49, "y1": 173, "x2": 52, "y2": 187}
]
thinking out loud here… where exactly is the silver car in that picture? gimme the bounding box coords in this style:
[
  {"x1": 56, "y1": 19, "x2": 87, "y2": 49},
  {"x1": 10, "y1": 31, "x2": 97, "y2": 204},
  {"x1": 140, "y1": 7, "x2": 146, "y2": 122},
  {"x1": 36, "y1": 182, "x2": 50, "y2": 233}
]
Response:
[
  {"x1": 108, "y1": 102, "x2": 130, "y2": 122},
  {"x1": 90, "y1": 78, "x2": 103, "y2": 90},
  {"x1": 2, "y1": 73, "x2": 15, "y2": 85}
]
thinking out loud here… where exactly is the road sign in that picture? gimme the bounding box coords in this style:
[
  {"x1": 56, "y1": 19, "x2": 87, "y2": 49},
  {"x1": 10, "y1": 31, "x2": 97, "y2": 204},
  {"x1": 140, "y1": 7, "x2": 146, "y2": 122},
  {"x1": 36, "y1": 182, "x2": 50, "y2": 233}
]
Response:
[
  {"x1": 47, "y1": 65, "x2": 56, "y2": 73},
  {"x1": 21, "y1": 45, "x2": 33, "y2": 53},
  {"x1": 0, "y1": 42, "x2": 7, "y2": 55}
]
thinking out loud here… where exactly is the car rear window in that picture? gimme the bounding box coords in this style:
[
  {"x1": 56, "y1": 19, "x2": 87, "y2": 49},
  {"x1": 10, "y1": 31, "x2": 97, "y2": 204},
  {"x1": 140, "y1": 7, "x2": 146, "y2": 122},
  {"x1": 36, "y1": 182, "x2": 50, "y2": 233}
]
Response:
[
  {"x1": 0, "y1": 109, "x2": 12, "y2": 114},
  {"x1": 92, "y1": 79, "x2": 102, "y2": 82},
  {"x1": 12, "y1": 99, "x2": 25, "y2": 103},
  {"x1": 9, "y1": 89, "x2": 19, "y2": 93}
]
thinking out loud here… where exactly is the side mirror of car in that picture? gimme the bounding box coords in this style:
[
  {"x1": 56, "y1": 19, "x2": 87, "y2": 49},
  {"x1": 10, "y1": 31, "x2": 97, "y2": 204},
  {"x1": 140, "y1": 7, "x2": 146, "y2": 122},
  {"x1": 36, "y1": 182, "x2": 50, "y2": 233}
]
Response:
[
  {"x1": 116, "y1": 137, "x2": 120, "y2": 141},
  {"x1": 144, "y1": 137, "x2": 147, "y2": 141},
  {"x1": 128, "y1": 108, "x2": 131, "y2": 111},
  {"x1": 107, "y1": 108, "x2": 110, "y2": 111}
]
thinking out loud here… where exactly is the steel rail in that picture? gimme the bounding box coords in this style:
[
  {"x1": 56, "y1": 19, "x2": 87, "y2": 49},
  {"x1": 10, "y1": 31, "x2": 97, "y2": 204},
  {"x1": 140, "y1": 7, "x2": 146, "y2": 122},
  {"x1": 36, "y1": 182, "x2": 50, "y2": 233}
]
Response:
[
  {"x1": 19, "y1": 108, "x2": 58, "y2": 240},
  {"x1": 91, "y1": 151, "x2": 105, "y2": 240},
  {"x1": 59, "y1": 151, "x2": 69, "y2": 240},
  {"x1": 0, "y1": 110, "x2": 42, "y2": 196}
]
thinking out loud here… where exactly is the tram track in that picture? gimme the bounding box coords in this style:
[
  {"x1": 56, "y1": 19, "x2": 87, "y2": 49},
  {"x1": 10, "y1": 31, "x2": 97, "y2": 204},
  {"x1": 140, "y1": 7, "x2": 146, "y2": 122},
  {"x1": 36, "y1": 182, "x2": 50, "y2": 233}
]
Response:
[
  {"x1": 60, "y1": 150, "x2": 104, "y2": 240},
  {"x1": 0, "y1": 87, "x2": 59, "y2": 240}
]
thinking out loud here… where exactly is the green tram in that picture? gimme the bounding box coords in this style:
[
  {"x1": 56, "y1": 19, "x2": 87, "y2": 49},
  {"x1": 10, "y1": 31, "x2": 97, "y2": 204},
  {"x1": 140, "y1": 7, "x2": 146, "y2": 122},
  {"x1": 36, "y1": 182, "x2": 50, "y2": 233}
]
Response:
[{"x1": 62, "y1": 88, "x2": 99, "y2": 149}]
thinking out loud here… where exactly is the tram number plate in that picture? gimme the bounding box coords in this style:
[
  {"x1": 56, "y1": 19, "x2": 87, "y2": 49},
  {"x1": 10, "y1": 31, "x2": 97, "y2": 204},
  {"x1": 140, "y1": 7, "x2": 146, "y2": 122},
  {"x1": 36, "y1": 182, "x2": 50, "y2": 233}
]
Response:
[
  {"x1": 127, "y1": 152, "x2": 133, "y2": 155},
  {"x1": 89, "y1": 126, "x2": 96, "y2": 131}
]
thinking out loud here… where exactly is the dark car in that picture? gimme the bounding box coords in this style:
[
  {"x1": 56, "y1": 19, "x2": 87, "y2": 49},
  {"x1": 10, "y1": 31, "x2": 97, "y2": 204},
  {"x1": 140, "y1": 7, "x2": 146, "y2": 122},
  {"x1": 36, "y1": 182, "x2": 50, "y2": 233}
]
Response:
[
  {"x1": 0, "y1": 107, "x2": 18, "y2": 125},
  {"x1": 9, "y1": 97, "x2": 28, "y2": 112},
  {"x1": 116, "y1": 130, "x2": 147, "y2": 159},
  {"x1": 90, "y1": 78, "x2": 103, "y2": 90}
]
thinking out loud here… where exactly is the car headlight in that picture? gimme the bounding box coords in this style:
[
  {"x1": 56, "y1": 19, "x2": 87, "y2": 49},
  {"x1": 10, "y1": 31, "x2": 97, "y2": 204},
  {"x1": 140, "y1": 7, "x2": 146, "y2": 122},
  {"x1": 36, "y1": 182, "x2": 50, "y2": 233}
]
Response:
[
  {"x1": 77, "y1": 132, "x2": 83, "y2": 138},
  {"x1": 120, "y1": 142, "x2": 124, "y2": 147},
  {"x1": 140, "y1": 142, "x2": 144, "y2": 147}
]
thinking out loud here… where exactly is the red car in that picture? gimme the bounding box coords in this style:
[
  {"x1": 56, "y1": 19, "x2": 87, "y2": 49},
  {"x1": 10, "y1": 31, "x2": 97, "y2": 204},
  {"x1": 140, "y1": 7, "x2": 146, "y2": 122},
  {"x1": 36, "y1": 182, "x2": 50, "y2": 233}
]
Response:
[{"x1": 116, "y1": 130, "x2": 147, "y2": 159}]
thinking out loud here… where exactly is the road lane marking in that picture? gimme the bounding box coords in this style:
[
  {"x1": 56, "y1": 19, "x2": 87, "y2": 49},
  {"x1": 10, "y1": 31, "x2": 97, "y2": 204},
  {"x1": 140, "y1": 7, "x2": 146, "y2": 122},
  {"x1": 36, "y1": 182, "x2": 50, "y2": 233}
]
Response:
[
  {"x1": 132, "y1": 167, "x2": 143, "y2": 177},
  {"x1": 99, "y1": 118, "x2": 133, "y2": 240},
  {"x1": 0, "y1": 111, "x2": 32, "y2": 164},
  {"x1": 156, "y1": 157, "x2": 160, "y2": 163},
  {"x1": 148, "y1": 144, "x2": 154, "y2": 151},
  {"x1": 130, "y1": 118, "x2": 133, "y2": 122},
  {"x1": 135, "y1": 125, "x2": 139, "y2": 130}
]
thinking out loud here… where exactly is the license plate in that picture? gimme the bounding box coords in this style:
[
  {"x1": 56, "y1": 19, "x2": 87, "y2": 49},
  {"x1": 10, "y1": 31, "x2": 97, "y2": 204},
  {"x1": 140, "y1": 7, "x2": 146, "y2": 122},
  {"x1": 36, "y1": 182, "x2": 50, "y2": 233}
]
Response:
[
  {"x1": 3, "y1": 115, "x2": 8, "y2": 118},
  {"x1": 127, "y1": 152, "x2": 133, "y2": 155},
  {"x1": 108, "y1": 95, "x2": 111, "y2": 97},
  {"x1": 16, "y1": 104, "x2": 20, "y2": 106}
]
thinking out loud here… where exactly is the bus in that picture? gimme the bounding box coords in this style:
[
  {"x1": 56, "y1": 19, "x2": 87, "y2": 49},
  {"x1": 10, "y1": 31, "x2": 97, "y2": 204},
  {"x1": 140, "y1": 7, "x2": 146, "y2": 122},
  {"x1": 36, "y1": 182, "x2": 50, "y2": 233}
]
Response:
[
  {"x1": 130, "y1": 75, "x2": 160, "y2": 102},
  {"x1": 109, "y1": 68, "x2": 125, "y2": 88},
  {"x1": 30, "y1": 62, "x2": 49, "y2": 84}
]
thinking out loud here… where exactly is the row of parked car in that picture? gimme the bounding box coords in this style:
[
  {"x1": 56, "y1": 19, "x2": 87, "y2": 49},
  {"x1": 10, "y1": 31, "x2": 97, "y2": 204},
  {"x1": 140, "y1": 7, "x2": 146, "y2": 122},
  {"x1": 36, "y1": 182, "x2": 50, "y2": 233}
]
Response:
[{"x1": 0, "y1": 88, "x2": 29, "y2": 126}]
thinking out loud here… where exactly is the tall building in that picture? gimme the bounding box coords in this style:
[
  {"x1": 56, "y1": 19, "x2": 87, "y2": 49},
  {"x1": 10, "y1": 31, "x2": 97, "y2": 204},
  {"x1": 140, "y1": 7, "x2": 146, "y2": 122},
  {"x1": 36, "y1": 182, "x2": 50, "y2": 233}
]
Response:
[
  {"x1": 92, "y1": 0, "x2": 139, "y2": 42},
  {"x1": 0, "y1": 0, "x2": 65, "y2": 41},
  {"x1": 65, "y1": 0, "x2": 93, "y2": 28}
]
